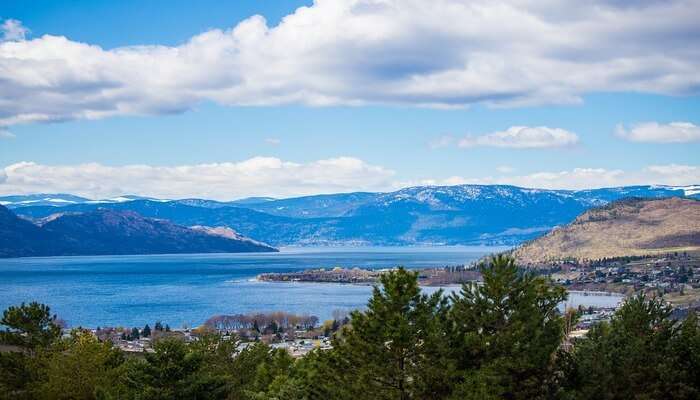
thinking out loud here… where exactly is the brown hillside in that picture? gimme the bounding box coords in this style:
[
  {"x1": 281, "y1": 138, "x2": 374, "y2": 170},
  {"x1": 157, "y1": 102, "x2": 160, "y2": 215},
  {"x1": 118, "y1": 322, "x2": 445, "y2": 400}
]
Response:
[{"x1": 513, "y1": 197, "x2": 700, "y2": 265}]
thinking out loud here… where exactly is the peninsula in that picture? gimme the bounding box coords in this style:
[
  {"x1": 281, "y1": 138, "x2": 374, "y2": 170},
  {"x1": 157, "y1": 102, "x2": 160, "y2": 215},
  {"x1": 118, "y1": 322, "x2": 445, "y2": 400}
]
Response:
[{"x1": 257, "y1": 266, "x2": 482, "y2": 286}]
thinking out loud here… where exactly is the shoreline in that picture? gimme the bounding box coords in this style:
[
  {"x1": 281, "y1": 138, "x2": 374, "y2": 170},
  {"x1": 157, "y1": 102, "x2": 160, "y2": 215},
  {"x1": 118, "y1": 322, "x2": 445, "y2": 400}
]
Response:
[{"x1": 253, "y1": 276, "x2": 625, "y2": 297}]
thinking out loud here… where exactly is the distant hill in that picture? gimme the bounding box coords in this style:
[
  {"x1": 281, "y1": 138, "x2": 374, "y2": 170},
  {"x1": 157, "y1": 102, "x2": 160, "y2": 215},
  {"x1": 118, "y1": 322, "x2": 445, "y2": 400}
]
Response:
[
  {"x1": 0, "y1": 205, "x2": 276, "y2": 258},
  {"x1": 513, "y1": 198, "x2": 700, "y2": 265},
  {"x1": 241, "y1": 192, "x2": 378, "y2": 218},
  {"x1": 0, "y1": 205, "x2": 66, "y2": 257},
  {"x1": 8, "y1": 184, "x2": 700, "y2": 246}
]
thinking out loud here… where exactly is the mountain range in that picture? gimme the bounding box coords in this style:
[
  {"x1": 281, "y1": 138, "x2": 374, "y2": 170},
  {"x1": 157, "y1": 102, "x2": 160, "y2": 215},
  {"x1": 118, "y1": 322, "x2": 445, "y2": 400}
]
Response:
[
  {"x1": 0, "y1": 206, "x2": 276, "y2": 258},
  {"x1": 5, "y1": 184, "x2": 699, "y2": 247},
  {"x1": 513, "y1": 197, "x2": 700, "y2": 264}
]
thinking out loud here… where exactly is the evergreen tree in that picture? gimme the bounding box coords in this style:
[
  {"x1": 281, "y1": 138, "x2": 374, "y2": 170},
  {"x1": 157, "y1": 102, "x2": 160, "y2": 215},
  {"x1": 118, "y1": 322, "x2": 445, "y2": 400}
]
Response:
[
  {"x1": 142, "y1": 324, "x2": 151, "y2": 338},
  {"x1": 223, "y1": 341, "x2": 294, "y2": 400},
  {"x1": 117, "y1": 338, "x2": 224, "y2": 399},
  {"x1": 36, "y1": 330, "x2": 124, "y2": 399},
  {"x1": 0, "y1": 302, "x2": 62, "y2": 398},
  {"x1": 154, "y1": 321, "x2": 163, "y2": 331},
  {"x1": 130, "y1": 327, "x2": 140, "y2": 340},
  {"x1": 259, "y1": 349, "x2": 340, "y2": 399},
  {"x1": 561, "y1": 294, "x2": 700, "y2": 399},
  {"x1": 329, "y1": 267, "x2": 454, "y2": 400},
  {"x1": 447, "y1": 255, "x2": 567, "y2": 399},
  {"x1": 0, "y1": 302, "x2": 61, "y2": 351}
]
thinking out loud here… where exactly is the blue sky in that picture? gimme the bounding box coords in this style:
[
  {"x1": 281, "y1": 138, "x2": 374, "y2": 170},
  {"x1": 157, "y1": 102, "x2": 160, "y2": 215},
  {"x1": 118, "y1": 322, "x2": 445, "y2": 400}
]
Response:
[{"x1": 0, "y1": 0, "x2": 699, "y2": 199}]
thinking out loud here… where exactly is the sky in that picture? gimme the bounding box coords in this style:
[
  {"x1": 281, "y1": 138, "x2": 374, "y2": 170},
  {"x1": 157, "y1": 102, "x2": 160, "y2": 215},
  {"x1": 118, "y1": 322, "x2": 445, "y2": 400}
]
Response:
[{"x1": 0, "y1": 0, "x2": 699, "y2": 200}]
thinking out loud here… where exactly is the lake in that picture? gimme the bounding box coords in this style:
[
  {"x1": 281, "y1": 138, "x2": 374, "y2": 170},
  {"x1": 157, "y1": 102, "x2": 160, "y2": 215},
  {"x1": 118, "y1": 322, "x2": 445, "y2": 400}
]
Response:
[{"x1": 0, "y1": 246, "x2": 623, "y2": 328}]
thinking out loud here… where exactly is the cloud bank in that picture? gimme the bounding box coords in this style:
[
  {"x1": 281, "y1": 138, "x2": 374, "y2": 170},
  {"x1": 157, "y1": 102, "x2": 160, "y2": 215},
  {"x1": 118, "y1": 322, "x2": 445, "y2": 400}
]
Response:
[
  {"x1": 0, "y1": 158, "x2": 396, "y2": 200},
  {"x1": 407, "y1": 165, "x2": 700, "y2": 191},
  {"x1": 616, "y1": 122, "x2": 700, "y2": 143},
  {"x1": 1, "y1": 0, "x2": 699, "y2": 129},
  {"x1": 1, "y1": 159, "x2": 697, "y2": 199}
]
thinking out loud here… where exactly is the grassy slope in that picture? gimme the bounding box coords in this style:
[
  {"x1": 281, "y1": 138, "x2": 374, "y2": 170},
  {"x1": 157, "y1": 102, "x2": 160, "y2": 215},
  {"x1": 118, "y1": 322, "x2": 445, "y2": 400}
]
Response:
[{"x1": 513, "y1": 197, "x2": 700, "y2": 264}]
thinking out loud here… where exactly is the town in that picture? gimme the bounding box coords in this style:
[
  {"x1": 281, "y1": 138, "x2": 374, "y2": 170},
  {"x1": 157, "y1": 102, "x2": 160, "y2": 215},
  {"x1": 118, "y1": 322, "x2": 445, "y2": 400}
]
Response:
[
  {"x1": 546, "y1": 251, "x2": 700, "y2": 310},
  {"x1": 90, "y1": 310, "x2": 345, "y2": 357}
]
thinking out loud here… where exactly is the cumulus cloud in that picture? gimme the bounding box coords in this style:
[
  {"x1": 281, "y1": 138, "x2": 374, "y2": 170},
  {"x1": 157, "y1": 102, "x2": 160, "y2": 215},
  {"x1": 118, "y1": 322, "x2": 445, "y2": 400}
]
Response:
[
  {"x1": 0, "y1": 157, "x2": 395, "y2": 200},
  {"x1": 616, "y1": 122, "x2": 700, "y2": 143},
  {"x1": 1, "y1": 0, "x2": 699, "y2": 129},
  {"x1": 1, "y1": 19, "x2": 28, "y2": 41},
  {"x1": 458, "y1": 126, "x2": 579, "y2": 148}
]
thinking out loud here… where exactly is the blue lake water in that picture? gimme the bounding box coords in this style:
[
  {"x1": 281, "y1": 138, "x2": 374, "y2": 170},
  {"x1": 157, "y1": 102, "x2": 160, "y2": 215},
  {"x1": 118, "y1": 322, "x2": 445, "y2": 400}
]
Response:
[{"x1": 0, "y1": 246, "x2": 623, "y2": 328}]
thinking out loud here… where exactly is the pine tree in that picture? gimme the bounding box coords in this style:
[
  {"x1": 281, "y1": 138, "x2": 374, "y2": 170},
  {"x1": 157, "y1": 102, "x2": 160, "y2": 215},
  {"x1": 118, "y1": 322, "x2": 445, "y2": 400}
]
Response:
[
  {"x1": 142, "y1": 324, "x2": 151, "y2": 337},
  {"x1": 37, "y1": 330, "x2": 124, "y2": 399},
  {"x1": 0, "y1": 302, "x2": 62, "y2": 351},
  {"x1": 120, "y1": 338, "x2": 213, "y2": 399},
  {"x1": 0, "y1": 302, "x2": 63, "y2": 397},
  {"x1": 561, "y1": 294, "x2": 700, "y2": 399},
  {"x1": 447, "y1": 255, "x2": 567, "y2": 399},
  {"x1": 330, "y1": 267, "x2": 454, "y2": 399}
]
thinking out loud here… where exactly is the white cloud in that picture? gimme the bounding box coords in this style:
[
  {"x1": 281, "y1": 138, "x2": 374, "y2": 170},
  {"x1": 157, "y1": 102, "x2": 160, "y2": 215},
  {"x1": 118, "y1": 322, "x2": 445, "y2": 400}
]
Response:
[
  {"x1": 0, "y1": 157, "x2": 395, "y2": 200},
  {"x1": 265, "y1": 138, "x2": 281, "y2": 145},
  {"x1": 1, "y1": 159, "x2": 697, "y2": 197},
  {"x1": 494, "y1": 168, "x2": 628, "y2": 189},
  {"x1": 1, "y1": 0, "x2": 699, "y2": 129},
  {"x1": 644, "y1": 164, "x2": 700, "y2": 186},
  {"x1": 616, "y1": 122, "x2": 700, "y2": 143},
  {"x1": 458, "y1": 126, "x2": 579, "y2": 148},
  {"x1": 396, "y1": 165, "x2": 700, "y2": 190},
  {"x1": 1, "y1": 19, "x2": 28, "y2": 41}
]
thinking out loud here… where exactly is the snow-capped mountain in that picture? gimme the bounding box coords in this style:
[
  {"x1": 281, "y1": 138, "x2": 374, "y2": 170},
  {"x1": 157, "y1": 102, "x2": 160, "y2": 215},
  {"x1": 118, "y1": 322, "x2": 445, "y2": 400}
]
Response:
[
  {"x1": 0, "y1": 194, "x2": 90, "y2": 208},
  {"x1": 6, "y1": 184, "x2": 699, "y2": 246},
  {"x1": 0, "y1": 194, "x2": 167, "y2": 208}
]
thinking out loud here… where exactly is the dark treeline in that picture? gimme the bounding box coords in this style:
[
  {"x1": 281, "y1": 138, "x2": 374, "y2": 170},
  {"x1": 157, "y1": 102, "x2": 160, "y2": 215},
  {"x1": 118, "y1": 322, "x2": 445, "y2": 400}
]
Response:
[{"x1": 1, "y1": 255, "x2": 698, "y2": 399}]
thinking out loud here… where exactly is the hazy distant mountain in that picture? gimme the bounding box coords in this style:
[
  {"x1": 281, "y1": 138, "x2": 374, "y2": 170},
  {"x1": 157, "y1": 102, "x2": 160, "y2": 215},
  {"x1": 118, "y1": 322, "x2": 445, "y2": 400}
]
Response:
[
  {"x1": 0, "y1": 205, "x2": 276, "y2": 258},
  {"x1": 513, "y1": 197, "x2": 700, "y2": 264},
  {"x1": 9, "y1": 184, "x2": 700, "y2": 246}
]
